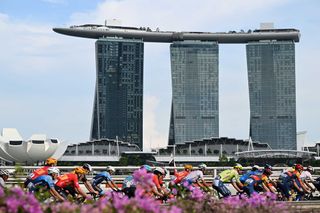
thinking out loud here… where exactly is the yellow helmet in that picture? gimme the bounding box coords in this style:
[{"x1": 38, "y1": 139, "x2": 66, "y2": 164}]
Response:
[
  {"x1": 184, "y1": 164, "x2": 193, "y2": 170},
  {"x1": 73, "y1": 167, "x2": 87, "y2": 175},
  {"x1": 45, "y1": 157, "x2": 57, "y2": 166},
  {"x1": 234, "y1": 163, "x2": 243, "y2": 170}
]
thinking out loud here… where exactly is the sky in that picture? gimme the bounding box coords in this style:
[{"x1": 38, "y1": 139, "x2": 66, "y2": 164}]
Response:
[{"x1": 0, "y1": 0, "x2": 319, "y2": 151}]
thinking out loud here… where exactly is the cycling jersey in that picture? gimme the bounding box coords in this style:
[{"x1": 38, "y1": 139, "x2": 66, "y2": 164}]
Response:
[
  {"x1": 56, "y1": 173, "x2": 80, "y2": 189},
  {"x1": 122, "y1": 175, "x2": 134, "y2": 188},
  {"x1": 152, "y1": 174, "x2": 161, "y2": 189},
  {"x1": 240, "y1": 170, "x2": 262, "y2": 184},
  {"x1": 28, "y1": 166, "x2": 51, "y2": 180},
  {"x1": 172, "y1": 170, "x2": 190, "y2": 184},
  {"x1": 28, "y1": 175, "x2": 55, "y2": 192},
  {"x1": 218, "y1": 169, "x2": 239, "y2": 183},
  {"x1": 91, "y1": 171, "x2": 112, "y2": 186},
  {"x1": 183, "y1": 170, "x2": 203, "y2": 183},
  {"x1": 300, "y1": 171, "x2": 314, "y2": 182}
]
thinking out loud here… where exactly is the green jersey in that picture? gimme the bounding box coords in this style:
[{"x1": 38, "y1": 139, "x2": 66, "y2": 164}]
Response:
[{"x1": 218, "y1": 169, "x2": 239, "y2": 183}]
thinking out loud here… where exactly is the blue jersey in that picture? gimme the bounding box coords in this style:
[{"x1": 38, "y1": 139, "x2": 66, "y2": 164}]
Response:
[
  {"x1": 92, "y1": 171, "x2": 112, "y2": 186},
  {"x1": 240, "y1": 170, "x2": 262, "y2": 183},
  {"x1": 122, "y1": 175, "x2": 135, "y2": 188},
  {"x1": 31, "y1": 175, "x2": 55, "y2": 189}
]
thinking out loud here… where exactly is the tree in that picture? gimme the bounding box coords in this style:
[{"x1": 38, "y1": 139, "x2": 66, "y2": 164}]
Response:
[
  {"x1": 198, "y1": 148, "x2": 203, "y2": 155},
  {"x1": 219, "y1": 154, "x2": 228, "y2": 162},
  {"x1": 207, "y1": 149, "x2": 212, "y2": 154},
  {"x1": 213, "y1": 150, "x2": 219, "y2": 155}
]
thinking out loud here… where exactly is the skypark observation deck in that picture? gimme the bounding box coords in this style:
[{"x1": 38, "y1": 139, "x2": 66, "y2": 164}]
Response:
[{"x1": 53, "y1": 24, "x2": 300, "y2": 43}]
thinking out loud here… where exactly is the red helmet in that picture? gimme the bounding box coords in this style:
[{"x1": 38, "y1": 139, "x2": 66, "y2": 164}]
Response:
[{"x1": 295, "y1": 164, "x2": 304, "y2": 171}]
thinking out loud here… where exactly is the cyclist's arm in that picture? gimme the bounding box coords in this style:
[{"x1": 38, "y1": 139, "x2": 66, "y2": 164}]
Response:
[
  {"x1": 84, "y1": 180, "x2": 99, "y2": 194},
  {"x1": 152, "y1": 185, "x2": 164, "y2": 197},
  {"x1": 107, "y1": 180, "x2": 119, "y2": 191},
  {"x1": 232, "y1": 181, "x2": 243, "y2": 193},
  {"x1": 261, "y1": 182, "x2": 270, "y2": 192},
  {"x1": 297, "y1": 177, "x2": 310, "y2": 193},
  {"x1": 49, "y1": 187, "x2": 65, "y2": 202},
  {"x1": 293, "y1": 179, "x2": 303, "y2": 192}
]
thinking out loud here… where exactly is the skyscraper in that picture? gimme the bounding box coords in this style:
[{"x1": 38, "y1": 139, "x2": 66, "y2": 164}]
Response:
[
  {"x1": 247, "y1": 41, "x2": 296, "y2": 150},
  {"x1": 90, "y1": 38, "x2": 144, "y2": 150},
  {"x1": 169, "y1": 41, "x2": 219, "y2": 145}
]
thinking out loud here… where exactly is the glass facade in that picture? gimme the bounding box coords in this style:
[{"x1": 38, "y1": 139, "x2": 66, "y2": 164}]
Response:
[
  {"x1": 246, "y1": 41, "x2": 296, "y2": 150},
  {"x1": 90, "y1": 38, "x2": 144, "y2": 150},
  {"x1": 169, "y1": 41, "x2": 219, "y2": 145}
]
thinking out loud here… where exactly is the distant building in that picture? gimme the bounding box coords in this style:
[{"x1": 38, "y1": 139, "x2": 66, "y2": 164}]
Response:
[
  {"x1": 247, "y1": 41, "x2": 297, "y2": 150},
  {"x1": 90, "y1": 38, "x2": 144, "y2": 150},
  {"x1": 169, "y1": 41, "x2": 219, "y2": 145}
]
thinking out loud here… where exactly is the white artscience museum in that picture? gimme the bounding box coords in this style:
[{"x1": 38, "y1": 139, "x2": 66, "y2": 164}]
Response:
[{"x1": 0, "y1": 128, "x2": 65, "y2": 164}]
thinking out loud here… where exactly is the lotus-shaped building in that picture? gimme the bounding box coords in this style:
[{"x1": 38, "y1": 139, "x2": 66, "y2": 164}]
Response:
[{"x1": 0, "y1": 128, "x2": 63, "y2": 164}]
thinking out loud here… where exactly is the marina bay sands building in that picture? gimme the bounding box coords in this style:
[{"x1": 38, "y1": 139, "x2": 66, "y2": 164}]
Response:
[
  {"x1": 169, "y1": 41, "x2": 219, "y2": 145},
  {"x1": 53, "y1": 24, "x2": 300, "y2": 150},
  {"x1": 91, "y1": 38, "x2": 144, "y2": 149},
  {"x1": 247, "y1": 41, "x2": 296, "y2": 149}
]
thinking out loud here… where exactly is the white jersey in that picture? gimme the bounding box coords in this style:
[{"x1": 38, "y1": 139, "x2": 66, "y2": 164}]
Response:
[
  {"x1": 300, "y1": 171, "x2": 314, "y2": 182},
  {"x1": 183, "y1": 170, "x2": 203, "y2": 183}
]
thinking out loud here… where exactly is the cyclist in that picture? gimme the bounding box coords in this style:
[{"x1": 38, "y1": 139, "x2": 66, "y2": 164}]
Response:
[
  {"x1": 122, "y1": 165, "x2": 153, "y2": 198},
  {"x1": 292, "y1": 164, "x2": 311, "y2": 200},
  {"x1": 212, "y1": 163, "x2": 243, "y2": 197},
  {"x1": 278, "y1": 164, "x2": 310, "y2": 201},
  {"x1": 24, "y1": 157, "x2": 57, "y2": 188},
  {"x1": 28, "y1": 167, "x2": 65, "y2": 202},
  {"x1": 243, "y1": 164, "x2": 276, "y2": 196},
  {"x1": 239, "y1": 165, "x2": 262, "y2": 185},
  {"x1": 55, "y1": 167, "x2": 89, "y2": 200},
  {"x1": 151, "y1": 167, "x2": 169, "y2": 199},
  {"x1": 170, "y1": 164, "x2": 193, "y2": 188},
  {"x1": 182, "y1": 163, "x2": 210, "y2": 192},
  {"x1": 261, "y1": 164, "x2": 277, "y2": 194},
  {"x1": 0, "y1": 169, "x2": 10, "y2": 188},
  {"x1": 80, "y1": 163, "x2": 99, "y2": 196},
  {"x1": 91, "y1": 166, "x2": 120, "y2": 196},
  {"x1": 300, "y1": 165, "x2": 316, "y2": 192}
]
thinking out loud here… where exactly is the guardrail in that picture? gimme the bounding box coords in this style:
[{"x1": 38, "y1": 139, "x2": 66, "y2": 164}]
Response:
[{"x1": 2, "y1": 166, "x2": 320, "y2": 185}]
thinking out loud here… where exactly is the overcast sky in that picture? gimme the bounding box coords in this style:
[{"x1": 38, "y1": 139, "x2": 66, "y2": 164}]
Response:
[{"x1": 0, "y1": 0, "x2": 319, "y2": 151}]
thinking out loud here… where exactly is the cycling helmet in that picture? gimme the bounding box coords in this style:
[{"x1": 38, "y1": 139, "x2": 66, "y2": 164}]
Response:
[
  {"x1": 106, "y1": 166, "x2": 115, "y2": 173},
  {"x1": 45, "y1": 157, "x2": 57, "y2": 166},
  {"x1": 198, "y1": 163, "x2": 207, "y2": 170},
  {"x1": 234, "y1": 163, "x2": 243, "y2": 170},
  {"x1": 184, "y1": 164, "x2": 193, "y2": 170},
  {"x1": 0, "y1": 169, "x2": 10, "y2": 176},
  {"x1": 252, "y1": 165, "x2": 259, "y2": 171},
  {"x1": 154, "y1": 167, "x2": 165, "y2": 175},
  {"x1": 48, "y1": 167, "x2": 60, "y2": 175},
  {"x1": 307, "y1": 165, "x2": 314, "y2": 173},
  {"x1": 264, "y1": 164, "x2": 272, "y2": 170},
  {"x1": 83, "y1": 163, "x2": 92, "y2": 172},
  {"x1": 74, "y1": 167, "x2": 87, "y2": 175},
  {"x1": 140, "y1": 165, "x2": 152, "y2": 172},
  {"x1": 295, "y1": 164, "x2": 304, "y2": 171}
]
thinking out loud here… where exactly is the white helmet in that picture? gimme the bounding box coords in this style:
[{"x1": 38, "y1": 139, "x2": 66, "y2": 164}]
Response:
[
  {"x1": 307, "y1": 165, "x2": 314, "y2": 173},
  {"x1": 0, "y1": 169, "x2": 10, "y2": 176},
  {"x1": 83, "y1": 163, "x2": 93, "y2": 172},
  {"x1": 106, "y1": 166, "x2": 115, "y2": 173},
  {"x1": 198, "y1": 163, "x2": 207, "y2": 170},
  {"x1": 154, "y1": 167, "x2": 165, "y2": 175},
  {"x1": 48, "y1": 167, "x2": 60, "y2": 175}
]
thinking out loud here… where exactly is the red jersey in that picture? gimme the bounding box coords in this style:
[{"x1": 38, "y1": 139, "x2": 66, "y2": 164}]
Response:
[
  {"x1": 152, "y1": 174, "x2": 161, "y2": 189},
  {"x1": 56, "y1": 173, "x2": 80, "y2": 189},
  {"x1": 30, "y1": 166, "x2": 51, "y2": 180},
  {"x1": 173, "y1": 170, "x2": 190, "y2": 184}
]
